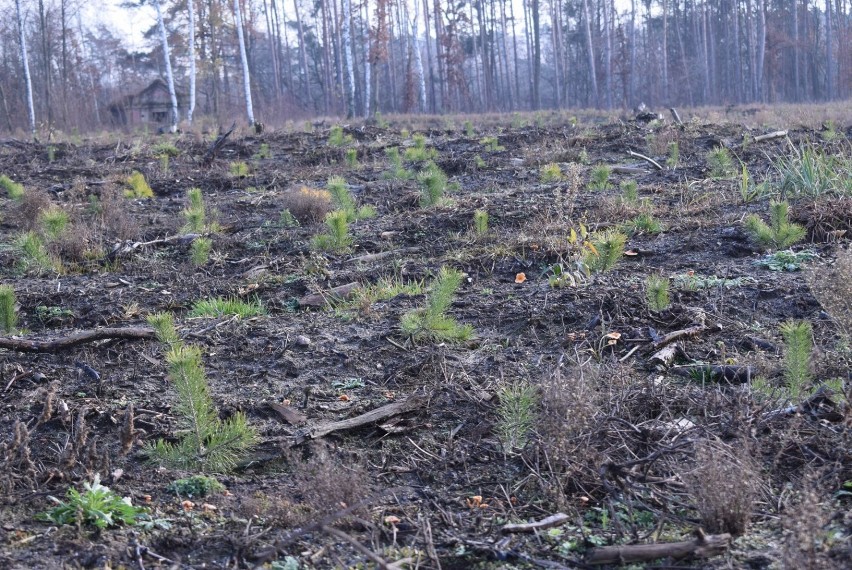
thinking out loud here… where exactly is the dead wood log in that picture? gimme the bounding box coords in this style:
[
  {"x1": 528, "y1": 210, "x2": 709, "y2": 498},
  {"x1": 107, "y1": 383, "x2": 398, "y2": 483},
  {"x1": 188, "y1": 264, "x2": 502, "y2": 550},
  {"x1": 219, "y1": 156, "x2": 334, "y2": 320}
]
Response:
[
  {"x1": 627, "y1": 150, "x2": 663, "y2": 170},
  {"x1": 106, "y1": 233, "x2": 202, "y2": 261},
  {"x1": 649, "y1": 344, "x2": 678, "y2": 367},
  {"x1": 203, "y1": 121, "x2": 236, "y2": 164},
  {"x1": 297, "y1": 282, "x2": 360, "y2": 308},
  {"x1": 501, "y1": 513, "x2": 570, "y2": 534},
  {"x1": 651, "y1": 325, "x2": 708, "y2": 350},
  {"x1": 293, "y1": 392, "x2": 428, "y2": 445},
  {"x1": 752, "y1": 130, "x2": 788, "y2": 143},
  {"x1": 670, "y1": 107, "x2": 685, "y2": 127},
  {"x1": 267, "y1": 401, "x2": 308, "y2": 426},
  {"x1": 585, "y1": 529, "x2": 730, "y2": 565},
  {"x1": 349, "y1": 248, "x2": 420, "y2": 264},
  {"x1": 0, "y1": 327, "x2": 156, "y2": 353},
  {"x1": 611, "y1": 166, "x2": 648, "y2": 175}
]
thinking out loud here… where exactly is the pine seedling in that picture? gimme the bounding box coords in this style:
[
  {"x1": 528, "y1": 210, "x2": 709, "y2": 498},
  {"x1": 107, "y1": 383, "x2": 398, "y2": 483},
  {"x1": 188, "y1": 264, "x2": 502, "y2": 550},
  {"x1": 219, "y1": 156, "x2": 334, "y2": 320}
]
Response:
[
  {"x1": 145, "y1": 312, "x2": 257, "y2": 472},
  {"x1": 645, "y1": 274, "x2": 670, "y2": 312},
  {"x1": 480, "y1": 136, "x2": 504, "y2": 152},
  {"x1": 383, "y1": 147, "x2": 411, "y2": 180},
  {"x1": 0, "y1": 175, "x2": 25, "y2": 200},
  {"x1": 16, "y1": 231, "x2": 57, "y2": 274},
  {"x1": 495, "y1": 381, "x2": 539, "y2": 453},
  {"x1": 418, "y1": 161, "x2": 449, "y2": 207},
  {"x1": 190, "y1": 237, "x2": 212, "y2": 266},
  {"x1": 148, "y1": 311, "x2": 180, "y2": 347},
  {"x1": 464, "y1": 120, "x2": 475, "y2": 138},
  {"x1": 0, "y1": 285, "x2": 16, "y2": 333},
  {"x1": 588, "y1": 165, "x2": 613, "y2": 190},
  {"x1": 125, "y1": 171, "x2": 154, "y2": 199},
  {"x1": 327, "y1": 176, "x2": 357, "y2": 217},
  {"x1": 39, "y1": 206, "x2": 69, "y2": 240},
  {"x1": 345, "y1": 148, "x2": 359, "y2": 168},
  {"x1": 182, "y1": 188, "x2": 207, "y2": 233},
  {"x1": 625, "y1": 213, "x2": 663, "y2": 235},
  {"x1": 780, "y1": 320, "x2": 813, "y2": 402},
  {"x1": 620, "y1": 180, "x2": 639, "y2": 203},
  {"x1": 229, "y1": 161, "x2": 249, "y2": 177},
  {"x1": 312, "y1": 210, "x2": 353, "y2": 252},
  {"x1": 473, "y1": 210, "x2": 489, "y2": 236},
  {"x1": 707, "y1": 146, "x2": 734, "y2": 178},
  {"x1": 583, "y1": 230, "x2": 627, "y2": 273},
  {"x1": 328, "y1": 125, "x2": 351, "y2": 147},
  {"x1": 400, "y1": 267, "x2": 473, "y2": 343},
  {"x1": 404, "y1": 133, "x2": 436, "y2": 162},
  {"x1": 666, "y1": 141, "x2": 679, "y2": 169},
  {"x1": 744, "y1": 200, "x2": 806, "y2": 250},
  {"x1": 540, "y1": 163, "x2": 562, "y2": 183}
]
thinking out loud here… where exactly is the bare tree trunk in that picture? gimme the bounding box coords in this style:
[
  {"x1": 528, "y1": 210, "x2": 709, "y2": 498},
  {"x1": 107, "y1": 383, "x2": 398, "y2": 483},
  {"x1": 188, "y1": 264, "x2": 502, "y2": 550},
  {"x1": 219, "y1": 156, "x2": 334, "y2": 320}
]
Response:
[
  {"x1": 792, "y1": 0, "x2": 800, "y2": 99},
  {"x1": 0, "y1": 82, "x2": 14, "y2": 132},
  {"x1": 630, "y1": 0, "x2": 637, "y2": 106},
  {"x1": 293, "y1": 0, "x2": 310, "y2": 104},
  {"x1": 154, "y1": 0, "x2": 180, "y2": 132},
  {"x1": 412, "y1": 0, "x2": 427, "y2": 112},
  {"x1": 531, "y1": 0, "x2": 541, "y2": 109},
  {"x1": 603, "y1": 0, "x2": 613, "y2": 108},
  {"x1": 188, "y1": 0, "x2": 197, "y2": 123},
  {"x1": 825, "y1": 0, "x2": 833, "y2": 99},
  {"x1": 37, "y1": 0, "x2": 52, "y2": 126},
  {"x1": 233, "y1": 0, "x2": 255, "y2": 125},
  {"x1": 552, "y1": 0, "x2": 561, "y2": 106},
  {"x1": 362, "y1": 0, "x2": 372, "y2": 117},
  {"x1": 341, "y1": 0, "x2": 356, "y2": 117},
  {"x1": 508, "y1": 0, "x2": 521, "y2": 108},
  {"x1": 662, "y1": 0, "x2": 668, "y2": 102},
  {"x1": 60, "y1": 0, "x2": 69, "y2": 127},
  {"x1": 468, "y1": 0, "x2": 483, "y2": 108},
  {"x1": 581, "y1": 0, "x2": 598, "y2": 106}
]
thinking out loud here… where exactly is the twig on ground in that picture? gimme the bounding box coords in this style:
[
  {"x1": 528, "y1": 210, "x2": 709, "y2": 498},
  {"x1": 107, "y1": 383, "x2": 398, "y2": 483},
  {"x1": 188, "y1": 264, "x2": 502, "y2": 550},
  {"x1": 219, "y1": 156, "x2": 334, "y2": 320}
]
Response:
[{"x1": 627, "y1": 150, "x2": 663, "y2": 170}]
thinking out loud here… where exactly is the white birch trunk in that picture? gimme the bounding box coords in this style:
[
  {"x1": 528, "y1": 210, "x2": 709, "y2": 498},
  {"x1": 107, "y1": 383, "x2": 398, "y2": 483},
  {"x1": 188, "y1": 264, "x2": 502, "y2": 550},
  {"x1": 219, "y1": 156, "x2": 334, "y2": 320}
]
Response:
[
  {"x1": 362, "y1": 0, "x2": 371, "y2": 117},
  {"x1": 154, "y1": 0, "x2": 180, "y2": 132},
  {"x1": 341, "y1": 0, "x2": 356, "y2": 117},
  {"x1": 15, "y1": 0, "x2": 36, "y2": 134},
  {"x1": 187, "y1": 0, "x2": 197, "y2": 123},
  {"x1": 411, "y1": 0, "x2": 427, "y2": 113},
  {"x1": 233, "y1": 0, "x2": 255, "y2": 125}
]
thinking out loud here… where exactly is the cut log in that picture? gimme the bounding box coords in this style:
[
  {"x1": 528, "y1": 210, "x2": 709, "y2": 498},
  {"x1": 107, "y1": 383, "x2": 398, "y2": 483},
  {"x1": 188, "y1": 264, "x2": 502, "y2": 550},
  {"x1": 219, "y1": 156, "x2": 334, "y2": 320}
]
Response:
[
  {"x1": 586, "y1": 530, "x2": 730, "y2": 565},
  {"x1": 0, "y1": 327, "x2": 156, "y2": 353},
  {"x1": 752, "y1": 130, "x2": 788, "y2": 143},
  {"x1": 297, "y1": 282, "x2": 360, "y2": 308}
]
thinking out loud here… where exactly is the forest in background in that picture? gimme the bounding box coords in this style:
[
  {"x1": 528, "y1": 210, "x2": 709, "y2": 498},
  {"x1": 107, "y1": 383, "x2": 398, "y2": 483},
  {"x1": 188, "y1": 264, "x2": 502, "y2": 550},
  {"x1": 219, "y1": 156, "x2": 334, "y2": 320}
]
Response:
[{"x1": 0, "y1": 0, "x2": 850, "y2": 133}]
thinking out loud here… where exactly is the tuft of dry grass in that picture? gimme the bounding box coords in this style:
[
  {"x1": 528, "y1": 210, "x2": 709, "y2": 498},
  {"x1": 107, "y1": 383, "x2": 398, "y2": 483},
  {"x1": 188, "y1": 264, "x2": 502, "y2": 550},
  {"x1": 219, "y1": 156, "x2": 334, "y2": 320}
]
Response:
[
  {"x1": 281, "y1": 186, "x2": 333, "y2": 225},
  {"x1": 807, "y1": 247, "x2": 852, "y2": 338}
]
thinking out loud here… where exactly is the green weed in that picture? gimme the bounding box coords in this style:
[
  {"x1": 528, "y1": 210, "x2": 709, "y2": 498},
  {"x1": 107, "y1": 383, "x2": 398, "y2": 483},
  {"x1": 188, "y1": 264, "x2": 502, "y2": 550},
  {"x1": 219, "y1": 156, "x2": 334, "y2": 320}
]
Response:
[
  {"x1": 583, "y1": 230, "x2": 627, "y2": 273},
  {"x1": 754, "y1": 250, "x2": 817, "y2": 272},
  {"x1": 39, "y1": 474, "x2": 146, "y2": 529},
  {"x1": 624, "y1": 213, "x2": 663, "y2": 235},
  {"x1": 167, "y1": 475, "x2": 224, "y2": 498},
  {"x1": 776, "y1": 145, "x2": 845, "y2": 197},
  {"x1": 0, "y1": 175, "x2": 25, "y2": 200},
  {"x1": 125, "y1": 171, "x2": 154, "y2": 199}
]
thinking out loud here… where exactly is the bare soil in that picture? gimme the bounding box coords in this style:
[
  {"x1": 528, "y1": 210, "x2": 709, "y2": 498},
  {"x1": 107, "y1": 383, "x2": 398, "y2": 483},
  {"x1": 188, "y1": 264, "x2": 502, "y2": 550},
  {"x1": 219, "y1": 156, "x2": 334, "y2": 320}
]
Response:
[{"x1": 1, "y1": 116, "x2": 850, "y2": 569}]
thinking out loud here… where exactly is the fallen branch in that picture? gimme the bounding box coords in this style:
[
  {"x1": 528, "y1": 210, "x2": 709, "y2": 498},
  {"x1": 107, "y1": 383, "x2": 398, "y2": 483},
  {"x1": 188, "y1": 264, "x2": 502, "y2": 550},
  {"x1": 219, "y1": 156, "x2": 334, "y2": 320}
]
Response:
[
  {"x1": 349, "y1": 248, "x2": 420, "y2": 264},
  {"x1": 585, "y1": 529, "x2": 730, "y2": 565},
  {"x1": 501, "y1": 513, "x2": 570, "y2": 534},
  {"x1": 203, "y1": 121, "x2": 236, "y2": 164},
  {"x1": 649, "y1": 344, "x2": 678, "y2": 367},
  {"x1": 106, "y1": 233, "x2": 202, "y2": 261},
  {"x1": 611, "y1": 166, "x2": 648, "y2": 175},
  {"x1": 651, "y1": 325, "x2": 708, "y2": 350},
  {"x1": 298, "y1": 282, "x2": 360, "y2": 308},
  {"x1": 627, "y1": 150, "x2": 663, "y2": 171},
  {"x1": 752, "y1": 130, "x2": 788, "y2": 143},
  {"x1": 0, "y1": 327, "x2": 156, "y2": 353},
  {"x1": 293, "y1": 392, "x2": 428, "y2": 444}
]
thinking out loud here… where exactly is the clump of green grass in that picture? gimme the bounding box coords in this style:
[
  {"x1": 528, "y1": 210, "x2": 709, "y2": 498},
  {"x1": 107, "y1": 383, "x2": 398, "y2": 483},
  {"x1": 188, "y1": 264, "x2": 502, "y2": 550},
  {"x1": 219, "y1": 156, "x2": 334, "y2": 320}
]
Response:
[
  {"x1": 312, "y1": 210, "x2": 353, "y2": 252},
  {"x1": 39, "y1": 206, "x2": 69, "y2": 240},
  {"x1": 620, "y1": 180, "x2": 639, "y2": 203},
  {"x1": 189, "y1": 296, "x2": 266, "y2": 318},
  {"x1": 624, "y1": 213, "x2": 663, "y2": 235},
  {"x1": 326, "y1": 176, "x2": 374, "y2": 220},
  {"x1": 776, "y1": 144, "x2": 844, "y2": 197},
  {"x1": 744, "y1": 200, "x2": 806, "y2": 250},
  {"x1": 0, "y1": 285, "x2": 17, "y2": 333},
  {"x1": 739, "y1": 163, "x2": 772, "y2": 204},
  {"x1": 464, "y1": 121, "x2": 475, "y2": 138},
  {"x1": 328, "y1": 125, "x2": 353, "y2": 147},
  {"x1": 0, "y1": 175, "x2": 25, "y2": 200},
  {"x1": 645, "y1": 273, "x2": 670, "y2": 312},
  {"x1": 780, "y1": 320, "x2": 813, "y2": 402},
  {"x1": 540, "y1": 162, "x2": 562, "y2": 183},
  {"x1": 167, "y1": 475, "x2": 224, "y2": 498},
  {"x1": 495, "y1": 381, "x2": 539, "y2": 453},
  {"x1": 473, "y1": 155, "x2": 486, "y2": 169},
  {"x1": 473, "y1": 210, "x2": 489, "y2": 236},
  {"x1": 418, "y1": 162, "x2": 449, "y2": 207},
  {"x1": 152, "y1": 142, "x2": 180, "y2": 157},
  {"x1": 229, "y1": 161, "x2": 250, "y2": 177},
  {"x1": 480, "y1": 136, "x2": 504, "y2": 152},
  {"x1": 125, "y1": 171, "x2": 154, "y2": 199},
  {"x1": 583, "y1": 230, "x2": 627, "y2": 273},
  {"x1": 39, "y1": 474, "x2": 147, "y2": 529},
  {"x1": 182, "y1": 188, "x2": 207, "y2": 233},
  {"x1": 383, "y1": 147, "x2": 412, "y2": 180},
  {"x1": 400, "y1": 267, "x2": 473, "y2": 343},
  {"x1": 404, "y1": 133, "x2": 437, "y2": 162},
  {"x1": 707, "y1": 146, "x2": 734, "y2": 178},
  {"x1": 146, "y1": 313, "x2": 257, "y2": 472},
  {"x1": 16, "y1": 231, "x2": 57, "y2": 274},
  {"x1": 588, "y1": 165, "x2": 613, "y2": 190},
  {"x1": 190, "y1": 237, "x2": 212, "y2": 266}
]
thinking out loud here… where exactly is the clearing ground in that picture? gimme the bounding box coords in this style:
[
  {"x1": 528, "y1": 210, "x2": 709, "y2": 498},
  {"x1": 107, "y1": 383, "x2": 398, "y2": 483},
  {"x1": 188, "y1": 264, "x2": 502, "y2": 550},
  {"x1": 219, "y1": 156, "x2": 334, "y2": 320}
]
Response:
[{"x1": 0, "y1": 111, "x2": 850, "y2": 569}]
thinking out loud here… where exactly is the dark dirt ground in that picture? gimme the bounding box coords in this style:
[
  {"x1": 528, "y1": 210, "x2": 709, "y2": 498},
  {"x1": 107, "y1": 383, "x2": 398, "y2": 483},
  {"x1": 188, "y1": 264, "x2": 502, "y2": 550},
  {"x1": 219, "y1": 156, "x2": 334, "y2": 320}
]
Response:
[{"x1": 1, "y1": 112, "x2": 851, "y2": 569}]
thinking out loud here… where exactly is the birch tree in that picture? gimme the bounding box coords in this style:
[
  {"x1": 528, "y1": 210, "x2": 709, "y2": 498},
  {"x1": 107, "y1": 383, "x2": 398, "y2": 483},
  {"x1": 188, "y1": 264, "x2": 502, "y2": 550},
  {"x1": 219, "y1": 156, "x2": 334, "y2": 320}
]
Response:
[
  {"x1": 233, "y1": 0, "x2": 255, "y2": 125},
  {"x1": 187, "y1": 0, "x2": 197, "y2": 123},
  {"x1": 411, "y1": 0, "x2": 427, "y2": 113},
  {"x1": 15, "y1": 0, "x2": 36, "y2": 135},
  {"x1": 154, "y1": 0, "x2": 180, "y2": 132}
]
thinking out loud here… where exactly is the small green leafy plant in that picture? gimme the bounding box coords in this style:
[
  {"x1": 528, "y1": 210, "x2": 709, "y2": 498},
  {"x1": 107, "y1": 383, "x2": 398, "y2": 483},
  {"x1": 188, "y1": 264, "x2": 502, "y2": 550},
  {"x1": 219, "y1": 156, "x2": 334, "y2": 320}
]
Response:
[
  {"x1": 473, "y1": 210, "x2": 489, "y2": 236},
  {"x1": 780, "y1": 320, "x2": 813, "y2": 402},
  {"x1": 125, "y1": 171, "x2": 154, "y2": 199},
  {"x1": 254, "y1": 143, "x2": 271, "y2": 160},
  {"x1": 754, "y1": 249, "x2": 817, "y2": 272},
  {"x1": 645, "y1": 273, "x2": 670, "y2": 312},
  {"x1": 328, "y1": 125, "x2": 352, "y2": 147},
  {"x1": 707, "y1": 146, "x2": 734, "y2": 178},
  {"x1": 0, "y1": 175, "x2": 25, "y2": 200},
  {"x1": 464, "y1": 120, "x2": 475, "y2": 137},
  {"x1": 312, "y1": 210, "x2": 353, "y2": 252},
  {"x1": 583, "y1": 230, "x2": 627, "y2": 273},
  {"x1": 739, "y1": 163, "x2": 771, "y2": 204},
  {"x1": 495, "y1": 381, "x2": 539, "y2": 453},
  {"x1": 189, "y1": 296, "x2": 265, "y2": 318},
  {"x1": 400, "y1": 267, "x2": 473, "y2": 343},
  {"x1": 620, "y1": 180, "x2": 639, "y2": 203},
  {"x1": 39, "y1": 474, "x2": 146, "y2": 529},
  {"x1": 744, "y1": 200, "x2": 806, "y2": 250},
  {"x1": 540, "y1": 163, "x2": 562, "y2": 183},
  {"x1": 146, "y1": 313, "x2": 257, "y2": 471},
  {"x1": 0, "y1": 285, "x2": 17, "y2": 333},
  {"x1": 167, "y1": 475, "x2": 225, "y2": 498},
  {"x1": 418, "y1": 162, "x2": 449, "y2": 207},
  {"x1": 666, "y1": 141, "x2": 679, "y2": 169},
  {"x1": 588, "y1": 165, "x2": 613, "y2": 190}
]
